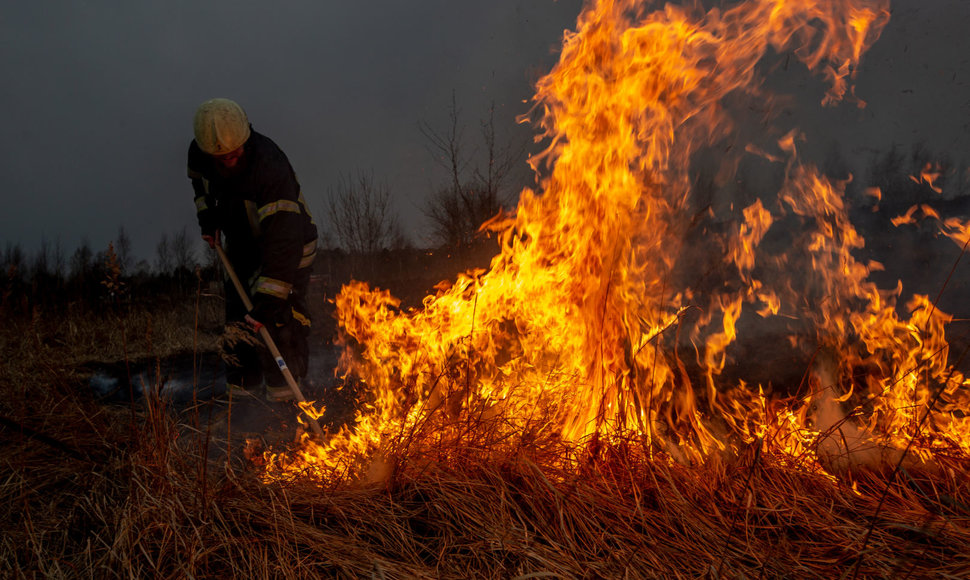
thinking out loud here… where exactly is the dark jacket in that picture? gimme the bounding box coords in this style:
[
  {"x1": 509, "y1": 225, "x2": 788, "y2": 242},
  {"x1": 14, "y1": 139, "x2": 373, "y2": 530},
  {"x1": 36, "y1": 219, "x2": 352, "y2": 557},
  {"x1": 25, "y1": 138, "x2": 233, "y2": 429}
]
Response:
[{"x1": 187, "y1": 129, "x2": 317, "y2": 311}]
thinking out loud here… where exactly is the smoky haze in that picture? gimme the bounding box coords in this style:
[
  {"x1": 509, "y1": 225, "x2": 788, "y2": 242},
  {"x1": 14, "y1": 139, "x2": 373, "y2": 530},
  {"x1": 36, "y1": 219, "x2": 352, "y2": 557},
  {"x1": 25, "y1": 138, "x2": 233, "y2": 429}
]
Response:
[{"x1": 1, "y1": 0, "x2": 968, "y2": 263}]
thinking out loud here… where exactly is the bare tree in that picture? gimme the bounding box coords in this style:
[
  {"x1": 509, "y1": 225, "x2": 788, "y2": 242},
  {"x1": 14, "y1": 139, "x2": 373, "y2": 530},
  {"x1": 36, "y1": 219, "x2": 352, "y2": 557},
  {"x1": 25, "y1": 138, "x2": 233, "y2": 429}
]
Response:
[
  {"x1": 155, "y1": 232, "x2": 173, "y2": 275},
  {"x1": 171, "y1": 226, "x2": 196, "y2": 272},
  {"x1": 326, "y1": 171, "x2": 405, "y2": 255},
  {"x1": 420, "y1": 91, "x2": 467, "y2": 197},
  {"x1": 70, "y1": 238, "x2": 93, "y2": 281},
  {"x1": 3, "y1": 242, "x2": 26, "y2": 275},
  {"x1": 30, "y1": 238, "x2": 51, "y2": 282},
  {"x1": 114, "y1": 225, "x2": 133, "y2": 275},
  {"x1": 1, "y1": 243, "x2": 26, "y2": 313},
  {"x1": 955, "y1": 159, "x2": 970, "y2": 199},
  {"x1": 866, "y1": 143, "x2": 954, "y2": 208},
  {"x1": 316, "y1": 228, "x2": 336, "y2": 251},
  {"x1": 424, "y1": 183, "x2": 504, "y2": 249},
  {"x1": 866, "y1": 144, "x2": 908, "y2": 206},
  {"x1": 474, "y1": 102, "x2": 521, "y2": 205},
  {"x1": 420, "y1": 96, "x2": 523, "y2": 249},
  {"x1": 51, "y1": 238, "x2": 66, "y2": 280}
]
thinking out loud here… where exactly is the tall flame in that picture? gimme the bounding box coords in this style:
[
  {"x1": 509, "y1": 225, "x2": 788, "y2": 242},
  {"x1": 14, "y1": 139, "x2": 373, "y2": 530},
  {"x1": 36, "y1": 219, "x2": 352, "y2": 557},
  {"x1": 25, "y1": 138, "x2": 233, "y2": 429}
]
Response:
[{"x1": 262, "y1": 0, "x2": 970, "y2": 483}]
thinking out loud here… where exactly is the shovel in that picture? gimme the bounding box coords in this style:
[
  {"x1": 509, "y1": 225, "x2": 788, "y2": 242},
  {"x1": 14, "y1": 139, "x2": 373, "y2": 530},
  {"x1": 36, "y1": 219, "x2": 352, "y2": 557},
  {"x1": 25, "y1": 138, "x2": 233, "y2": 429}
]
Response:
[{"x1": 214, "y1": 244, "x2": 324, "y2": 438}]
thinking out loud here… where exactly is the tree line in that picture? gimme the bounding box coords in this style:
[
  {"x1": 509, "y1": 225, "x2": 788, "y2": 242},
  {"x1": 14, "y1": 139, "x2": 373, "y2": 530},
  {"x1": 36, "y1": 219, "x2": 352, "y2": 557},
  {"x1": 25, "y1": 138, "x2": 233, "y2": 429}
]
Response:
[{"x1": 0, "y1": 224, "x2": 209, "y2": 318}]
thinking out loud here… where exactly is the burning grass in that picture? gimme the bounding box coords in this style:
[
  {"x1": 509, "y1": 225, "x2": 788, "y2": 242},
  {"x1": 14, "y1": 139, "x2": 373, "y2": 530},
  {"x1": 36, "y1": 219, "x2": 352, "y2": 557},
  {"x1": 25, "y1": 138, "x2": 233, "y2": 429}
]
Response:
[
  {"x1": 4, "y1": 255, "x2": 966, "y2": 578},
  {"x1": 2, "y1": 302, "x2": 969, "y2": 578},
  {"x1": 4, "y1": 361, "x2": 970, "y2": 579}
]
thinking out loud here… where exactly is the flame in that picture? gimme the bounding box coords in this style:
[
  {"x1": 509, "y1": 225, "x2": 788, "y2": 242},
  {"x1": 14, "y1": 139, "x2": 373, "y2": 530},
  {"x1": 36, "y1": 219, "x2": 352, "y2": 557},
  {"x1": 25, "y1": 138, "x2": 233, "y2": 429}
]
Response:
[
  {"x1": 261, "y1": 0, "x2": 970, "y2": 484},
  {"x1": 909, "y1": 162, "x2": 945, "y2": 194}
]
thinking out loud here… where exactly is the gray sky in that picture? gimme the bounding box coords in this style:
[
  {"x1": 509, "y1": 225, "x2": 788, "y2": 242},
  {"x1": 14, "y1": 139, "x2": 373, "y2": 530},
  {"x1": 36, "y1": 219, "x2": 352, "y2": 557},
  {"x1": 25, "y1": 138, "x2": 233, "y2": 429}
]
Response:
[{"x1": 1, "y1": 0, "x2": 968, "y2": 264}]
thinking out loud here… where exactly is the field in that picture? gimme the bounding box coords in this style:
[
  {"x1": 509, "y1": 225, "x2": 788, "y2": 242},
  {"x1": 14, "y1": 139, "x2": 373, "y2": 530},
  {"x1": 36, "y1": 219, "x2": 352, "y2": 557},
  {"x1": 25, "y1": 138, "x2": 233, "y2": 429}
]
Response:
[{"x1": 2, "y1": 259, "x2": 970, "y2": 580}]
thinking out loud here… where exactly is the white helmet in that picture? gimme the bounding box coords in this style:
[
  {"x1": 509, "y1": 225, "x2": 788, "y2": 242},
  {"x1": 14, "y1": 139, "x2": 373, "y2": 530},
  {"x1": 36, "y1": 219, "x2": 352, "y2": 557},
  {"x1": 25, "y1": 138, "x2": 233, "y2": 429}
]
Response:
[{"x1": 193, "y1": 98, "x2": 251, "y2": 155}]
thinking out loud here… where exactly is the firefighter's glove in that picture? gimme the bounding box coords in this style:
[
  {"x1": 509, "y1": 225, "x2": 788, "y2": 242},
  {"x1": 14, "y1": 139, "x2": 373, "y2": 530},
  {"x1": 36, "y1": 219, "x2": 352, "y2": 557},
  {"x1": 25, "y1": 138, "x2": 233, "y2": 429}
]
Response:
[
  {"x1": 249, "y1": 296, "x2": 288, "y2": 331},
  {"x1": 202, "y1": 229, "x2": 221, "y2": 249}
]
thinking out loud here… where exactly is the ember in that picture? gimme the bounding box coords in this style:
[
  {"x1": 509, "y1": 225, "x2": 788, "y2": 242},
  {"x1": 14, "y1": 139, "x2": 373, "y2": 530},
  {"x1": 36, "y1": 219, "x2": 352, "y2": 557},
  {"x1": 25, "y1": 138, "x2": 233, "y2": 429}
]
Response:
[{"x1": 262, "y1": 0, "x2": 970, "y2": 485}]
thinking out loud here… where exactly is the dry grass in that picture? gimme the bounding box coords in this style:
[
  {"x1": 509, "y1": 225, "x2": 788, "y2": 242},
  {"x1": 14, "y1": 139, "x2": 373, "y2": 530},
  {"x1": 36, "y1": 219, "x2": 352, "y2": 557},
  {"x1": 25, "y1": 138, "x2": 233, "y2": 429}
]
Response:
[{"x1": 2, "y1": 300, "x2": 970, "y2": 579}]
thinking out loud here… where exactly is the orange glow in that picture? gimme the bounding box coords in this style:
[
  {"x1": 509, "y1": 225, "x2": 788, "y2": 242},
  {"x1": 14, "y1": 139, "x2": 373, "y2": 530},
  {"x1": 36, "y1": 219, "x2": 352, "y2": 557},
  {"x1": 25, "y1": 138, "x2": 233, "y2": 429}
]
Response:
[
  {"x1": 910, "y1": 162, "x2": 945, "y2": 194},
  {"x1": 260, "y1": 0, "x2": 970, "y2": 484}
]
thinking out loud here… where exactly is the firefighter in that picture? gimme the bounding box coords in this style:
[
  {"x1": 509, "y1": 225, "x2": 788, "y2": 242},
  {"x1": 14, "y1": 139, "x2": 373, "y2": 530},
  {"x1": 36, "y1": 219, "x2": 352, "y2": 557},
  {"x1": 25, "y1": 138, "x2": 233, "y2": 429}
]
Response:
[{"x1": 188, "y1": 98, "x2": 317, "y2": 402}]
